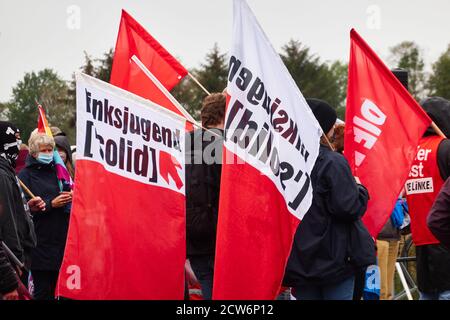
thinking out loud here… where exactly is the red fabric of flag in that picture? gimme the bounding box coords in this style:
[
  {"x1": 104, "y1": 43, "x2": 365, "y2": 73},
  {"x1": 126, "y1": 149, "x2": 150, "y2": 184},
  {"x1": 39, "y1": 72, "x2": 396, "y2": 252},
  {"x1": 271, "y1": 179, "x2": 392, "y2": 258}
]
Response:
[
  {"x1": 344, "y1": 29, "x2": 432, "y2": 238},
  {"x1": 213, "y1": 155, "x2": 300, "y2": 299}
]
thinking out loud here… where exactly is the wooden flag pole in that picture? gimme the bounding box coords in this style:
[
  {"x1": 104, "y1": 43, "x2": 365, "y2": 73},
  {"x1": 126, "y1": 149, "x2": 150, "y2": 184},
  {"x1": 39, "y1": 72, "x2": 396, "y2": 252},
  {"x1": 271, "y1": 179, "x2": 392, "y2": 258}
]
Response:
[
  {"x1": 131, "y1": 55, "x2": 198, "y2": 124},
  {"x1": 431, "y1": 121, "x2": 447, "y2": 139},
  {"x1": 322, "y1": 133, "x2": 335, "y2": 152},
  {"x1": 1, "y1": 241, "x2": 25, "y2": 270},
  {"x1": 18, "y1": 179, "x2": 36, "y2": 199},
  {"x1": 187, "y1": 72, "x2": 210, "y2": 96}
]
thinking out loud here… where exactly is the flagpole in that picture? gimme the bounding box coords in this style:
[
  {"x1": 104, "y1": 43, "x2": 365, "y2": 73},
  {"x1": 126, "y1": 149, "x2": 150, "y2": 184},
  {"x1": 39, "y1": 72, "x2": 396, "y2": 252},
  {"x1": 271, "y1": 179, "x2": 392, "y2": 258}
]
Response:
[
  {"x1": 187, "y1": 72, "x2": 210, "y2": 96},
  {"x1": 431, "y1": 122, "x2": 447, "y2": 139},
  {"x1": 1, "y1": 241, "x2": 25, "y2": 271},
  {"x1": 131, "y1": 55, "x2": 198, "y2": 123},
  {"x1": 18, "y1": 179, "x2": 36, "y2": 199},
  {"x1": 130, "y1": 55, "x2": 221, "y2": 138}
]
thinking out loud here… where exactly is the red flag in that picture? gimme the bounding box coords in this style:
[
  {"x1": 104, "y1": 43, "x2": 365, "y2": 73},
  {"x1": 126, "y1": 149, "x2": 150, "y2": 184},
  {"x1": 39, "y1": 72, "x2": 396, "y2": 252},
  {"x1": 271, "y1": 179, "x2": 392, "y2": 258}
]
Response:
[
  {"x1": 344, "y1": 29, "x2": 432, "y2": 238},
  {"x1": 110, "y1": 10, "x2": 188, "y2": 117},
  {"x1": 56, "y1": 74, "x2": 186, "y2": 300},
  {"x1": 213, "y1": 0, "x2": 321, "y2": 300}
]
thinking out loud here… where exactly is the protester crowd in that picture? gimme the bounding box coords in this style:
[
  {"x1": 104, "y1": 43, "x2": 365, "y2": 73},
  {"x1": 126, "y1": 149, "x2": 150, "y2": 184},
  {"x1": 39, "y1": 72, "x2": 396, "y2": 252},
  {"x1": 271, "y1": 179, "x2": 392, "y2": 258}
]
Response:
[{"x1": 1, "y1": 70, "x2": 450, "y2": 300}]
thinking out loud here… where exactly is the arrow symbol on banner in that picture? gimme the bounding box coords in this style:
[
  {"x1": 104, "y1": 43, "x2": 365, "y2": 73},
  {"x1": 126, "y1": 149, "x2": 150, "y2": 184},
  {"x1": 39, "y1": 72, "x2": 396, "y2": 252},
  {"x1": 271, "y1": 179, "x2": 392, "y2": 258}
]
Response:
[{"x1": 159, "y1": 151, "x2": 183, "y2": 190}]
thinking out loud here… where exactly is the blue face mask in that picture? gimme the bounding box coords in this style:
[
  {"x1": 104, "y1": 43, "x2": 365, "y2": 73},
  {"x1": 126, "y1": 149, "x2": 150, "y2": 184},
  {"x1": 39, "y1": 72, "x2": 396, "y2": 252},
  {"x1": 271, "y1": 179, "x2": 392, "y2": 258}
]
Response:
[{"x1": 37, "y1": 153, "x2": 53, "y2": 164}]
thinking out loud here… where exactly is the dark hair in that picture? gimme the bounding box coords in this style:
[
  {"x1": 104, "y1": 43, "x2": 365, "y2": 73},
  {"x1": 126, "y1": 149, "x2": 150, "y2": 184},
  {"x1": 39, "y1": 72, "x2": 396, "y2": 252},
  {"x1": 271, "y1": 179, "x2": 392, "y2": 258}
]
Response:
[{"x1": 201, "y1": 93, "x2": 226, "y2": 128}]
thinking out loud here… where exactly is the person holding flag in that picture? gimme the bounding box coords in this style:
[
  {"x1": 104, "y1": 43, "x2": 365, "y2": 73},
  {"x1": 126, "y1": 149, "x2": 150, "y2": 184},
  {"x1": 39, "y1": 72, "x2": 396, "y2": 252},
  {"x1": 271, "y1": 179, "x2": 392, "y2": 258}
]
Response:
[
  {"x1": 18, "y1": 132, "x2": 72, "y2": 300},
  {"x1": 284, "y1": 99, "x2": 375, "y2": 300}
]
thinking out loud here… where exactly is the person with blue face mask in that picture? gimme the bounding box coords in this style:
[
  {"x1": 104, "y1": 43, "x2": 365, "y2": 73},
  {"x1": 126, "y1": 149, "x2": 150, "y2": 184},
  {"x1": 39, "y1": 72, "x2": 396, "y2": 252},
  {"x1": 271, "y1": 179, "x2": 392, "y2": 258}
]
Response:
[{"x1": 18, "y1": 132, "x2": 72, "y2": 300}]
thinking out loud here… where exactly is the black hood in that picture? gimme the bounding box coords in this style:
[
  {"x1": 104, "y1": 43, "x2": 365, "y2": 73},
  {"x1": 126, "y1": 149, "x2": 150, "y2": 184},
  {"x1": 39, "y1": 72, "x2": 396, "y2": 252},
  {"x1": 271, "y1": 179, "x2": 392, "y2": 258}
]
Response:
[
  {"x1": 421, "y1": 97, "x2": 450, "y2": 137},
  {"x1": 54, "y1": 135, "x2": 73, "y2": 165}
]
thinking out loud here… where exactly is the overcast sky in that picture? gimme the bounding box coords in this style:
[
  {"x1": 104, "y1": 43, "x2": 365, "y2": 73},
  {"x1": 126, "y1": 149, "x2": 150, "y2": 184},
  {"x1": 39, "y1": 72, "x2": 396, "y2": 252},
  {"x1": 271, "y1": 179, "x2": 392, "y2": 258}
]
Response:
[{"x1": 1, "y1": 0, "x2": 449, "y2": 101}]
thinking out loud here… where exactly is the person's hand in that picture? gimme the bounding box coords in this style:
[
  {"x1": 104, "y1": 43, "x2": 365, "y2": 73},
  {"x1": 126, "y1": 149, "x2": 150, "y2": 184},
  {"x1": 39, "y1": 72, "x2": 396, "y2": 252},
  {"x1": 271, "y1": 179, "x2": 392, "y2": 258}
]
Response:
[
  {"x1": 3, "y1": 289, "x2": 19, "y2": 300},
  {"x1": 51, "y1": 192, "x2": 72, "y2": 208},
  {"x1": 354, "y1": 176, "x2": 361, "y2": 184},
  {"x1": 28, "y1": 197, "x2": 46, "y2": 212}
]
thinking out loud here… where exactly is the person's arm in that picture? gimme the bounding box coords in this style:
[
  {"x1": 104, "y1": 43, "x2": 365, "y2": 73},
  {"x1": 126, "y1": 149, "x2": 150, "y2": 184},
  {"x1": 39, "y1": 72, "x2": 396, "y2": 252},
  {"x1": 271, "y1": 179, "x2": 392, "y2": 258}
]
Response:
[
  {"x1": 0, "y1": 243, "x2": 19, "y2": 300},
  {"x1": 324, "y1": 154, "x2": 369, "y2": 222},
  {"x1": 427, "y1": 178, "x2": 450, "y2": 249}
]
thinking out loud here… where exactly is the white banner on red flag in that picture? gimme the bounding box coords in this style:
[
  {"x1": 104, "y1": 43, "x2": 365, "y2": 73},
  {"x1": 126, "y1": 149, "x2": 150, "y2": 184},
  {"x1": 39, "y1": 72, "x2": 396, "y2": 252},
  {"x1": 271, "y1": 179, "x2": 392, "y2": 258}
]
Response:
[
  {"x1": 213, "y1": 0, "x2": 322, "y2": 300},
  {"x1": 57, "y1": 73, "x2": 186, "y2": 300},
  {"x1": 75, "y1": 73, "x2": 185, "y2": 193}
]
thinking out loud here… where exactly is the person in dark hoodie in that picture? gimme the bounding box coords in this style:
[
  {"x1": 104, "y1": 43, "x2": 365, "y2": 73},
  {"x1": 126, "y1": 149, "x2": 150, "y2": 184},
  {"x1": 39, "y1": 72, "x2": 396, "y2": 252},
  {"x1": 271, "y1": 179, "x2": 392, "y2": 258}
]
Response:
[
  {"x1": 404, "y1": 96, "x2": 450, "y2": 300},
  {"x1": 18, "y1": 132, "x2": 72, "y2": 300},
  {"x1": 0, "y1": 122, "x2": 44, "y2": 289},
  {"x1": 284, "y1": 98, "x2": 375, "y2": 300}
]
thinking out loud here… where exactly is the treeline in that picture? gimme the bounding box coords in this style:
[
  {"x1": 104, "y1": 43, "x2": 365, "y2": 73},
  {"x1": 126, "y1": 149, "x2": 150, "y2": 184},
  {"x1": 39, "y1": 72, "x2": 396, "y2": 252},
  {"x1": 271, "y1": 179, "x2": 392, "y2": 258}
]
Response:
[{"x1": 1, "y1": 40, "x2": 449, "y2": 144}]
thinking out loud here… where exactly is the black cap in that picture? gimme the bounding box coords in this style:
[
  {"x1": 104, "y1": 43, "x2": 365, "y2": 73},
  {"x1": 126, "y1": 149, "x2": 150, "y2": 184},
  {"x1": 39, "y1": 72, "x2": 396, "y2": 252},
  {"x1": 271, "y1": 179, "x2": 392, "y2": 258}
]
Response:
[{"x1": 306, "y1": 98, "x2": 337, "y2": 134}]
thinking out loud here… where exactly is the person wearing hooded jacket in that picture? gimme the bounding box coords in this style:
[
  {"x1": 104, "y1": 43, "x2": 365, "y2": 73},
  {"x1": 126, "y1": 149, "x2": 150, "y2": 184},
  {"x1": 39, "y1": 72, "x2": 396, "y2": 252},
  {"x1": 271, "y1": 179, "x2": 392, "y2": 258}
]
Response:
[
  {"x1": 18, "y1": 132, "x2": 72, "y2": 300},
  {"x1": 0, "y1": 122, "x2": 45, "y2": 292},
  {"x1": 405, "y1": 97, "x2": 450, "y2": 300},
  {"x1": 284, "y1": 99, "x2": 375, "y2": 300}
]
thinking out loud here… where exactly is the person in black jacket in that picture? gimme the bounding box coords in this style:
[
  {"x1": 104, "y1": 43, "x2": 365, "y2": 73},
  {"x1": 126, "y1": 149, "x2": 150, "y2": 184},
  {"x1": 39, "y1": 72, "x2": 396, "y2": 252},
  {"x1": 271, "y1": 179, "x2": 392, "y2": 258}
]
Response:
[
  {"x1": 284, "y1": 99, "x2": 375, "y2": 300},
  {"x1": 185, "y1": 93, "x2": 225, "y2": 300},
  {"x1": 18, "y1": 132, "x2": 72, "y2": 300},
  {"x1": 0, "y1": 122, "x2": 45, "y2": 290}
]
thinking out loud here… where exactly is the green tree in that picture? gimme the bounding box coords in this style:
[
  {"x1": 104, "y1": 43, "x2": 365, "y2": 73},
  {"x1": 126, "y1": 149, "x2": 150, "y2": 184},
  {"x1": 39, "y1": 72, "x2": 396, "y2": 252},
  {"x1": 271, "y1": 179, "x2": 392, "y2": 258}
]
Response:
[
  {"x1": 67, "y1": 49, "x2": 115, "y2": 136},
  {"x1": 389, "y1": 41, "x2": 426, "y2": 100},
  {"x1": 172, "y1": 43, "x2": 228, "y2": 119},
  {"x1": 330, "y1": 61, "x2": 348, "y2": 120},
  {"x1": 0, "y1": 102, "x2": 10, "y2": 120},
  {"x1": 428, "y1": 44, "x2": 450, "y2": 99},
  {"x1": 7, "y1": 69, "x2": 71, "y2": 142},
  {"x1": 280, "y1": 40, "x2": 346, "y2": 110}
]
